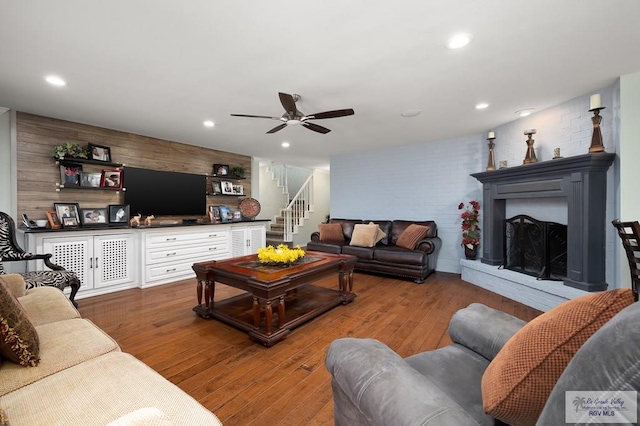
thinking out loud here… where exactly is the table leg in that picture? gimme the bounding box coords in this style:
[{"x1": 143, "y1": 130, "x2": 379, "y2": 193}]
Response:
[
  {"x1": 348, "y1": 271, "x2": 354, "y2": 293},
  {"x1": 278, "y1": 296, "x2": 285, "y2": 328},
  {"x1": 196, "y1": 280, "x2": 203, "y2": 305},
  {"x1": 265, "y1": 300, "x2": 273, "y2": 335},
  {"x1": 205, "y1": 280, "x2": 215, "y2": 310},
  {"x1": 253, "y1": 297, "x2": 260, "y2": 329}
]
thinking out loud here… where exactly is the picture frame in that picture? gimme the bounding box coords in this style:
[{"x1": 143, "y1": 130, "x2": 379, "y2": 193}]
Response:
[
  {"x1": 46, "y1": 210, "x2": 62, "y2": 229},
  {"x1": 208, "y1": 205, "x2": 221, "y2": 223},
  {"x1": 233, "y1": 184, "x2": 244, "y2": 195},
  {"x1": 221, "y1": 180, "x2": 234, "y2": 195},
  {"x1": 100, "y1": 169, "x2": 122, "y2": 189},
  {"x1": 88, "y1": 143, "x2": 112, "y2": 162},
  {"x1": 54, "y1": 203, "x2": 80, "y2": 228},
  {"x1": 213, "y1": 164, "x2": 229, "y2": 177},
  {"x1": 219, "y1": 205, "x2": 231, "y2": 223},
  {"x1": 211, "y1": 181, "x2": 222, "y2": 195},
  {"x1": 60, "y1": 164, "x2": 82, "y2": 187},
  {"x1": 80, "y1": 172, "x2": 102, "y2": 188},
  {"x1": 108, "y1": 204, "x2": 130, "y2": 224},
  {"x1": 79, "y1": 208, "x2": 108, "y2": 226}
]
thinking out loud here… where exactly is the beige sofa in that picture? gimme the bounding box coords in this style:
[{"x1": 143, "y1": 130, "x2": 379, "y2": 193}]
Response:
[{"x1": 0, "y1": 274, "x2": 222, "y2": 426}]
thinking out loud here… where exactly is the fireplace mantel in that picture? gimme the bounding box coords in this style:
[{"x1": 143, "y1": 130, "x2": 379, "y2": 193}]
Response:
[{"x1": 471, "y1": 152, "x2": 616, "y2": 292}]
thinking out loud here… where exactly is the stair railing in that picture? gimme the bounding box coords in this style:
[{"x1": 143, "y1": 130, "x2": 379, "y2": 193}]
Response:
[{"x1": 282, "y1": 173, "x2": 314, "y2": 242}]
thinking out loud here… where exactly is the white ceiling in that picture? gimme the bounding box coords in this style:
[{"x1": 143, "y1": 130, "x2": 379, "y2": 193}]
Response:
[{"x1": 1, "y1": 1, "x2": 639, "y2": 169}]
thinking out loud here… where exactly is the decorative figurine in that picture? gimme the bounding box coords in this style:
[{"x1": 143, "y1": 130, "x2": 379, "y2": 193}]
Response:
[
  {"x1": 523, "y1": 130, "x2": 538, "y2": 164},
  {"x1": 144, "y1": 215, "x2": 155, "y2": 226},
  {"x1": 130, "y1": 214, "x2": 142, "y2": 227},
  {"x1": 486, "y1": 131, "x2": 496, "y2": 171},
  {"x1": 588, "y1": 94, "x2": 605, "y2": 153}
]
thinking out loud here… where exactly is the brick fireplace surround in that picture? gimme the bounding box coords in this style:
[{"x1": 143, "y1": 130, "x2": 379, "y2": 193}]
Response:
[{"x1": 462, "y1": 153, "x2": 615, "y2": 310}]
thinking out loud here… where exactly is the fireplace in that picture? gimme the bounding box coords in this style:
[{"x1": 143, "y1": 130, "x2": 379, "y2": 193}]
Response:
[
  {"x1": 504, "y1": 215, "x2": 567, "y2": 280},
  {"x1": 472, "y1": 153, "x2": 615, "y2": 292}
]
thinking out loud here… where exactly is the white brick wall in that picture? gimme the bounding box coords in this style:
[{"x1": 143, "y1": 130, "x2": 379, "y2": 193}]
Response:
[{"x1": 330, "y1": 82, "x2": 620, "y2": 290}]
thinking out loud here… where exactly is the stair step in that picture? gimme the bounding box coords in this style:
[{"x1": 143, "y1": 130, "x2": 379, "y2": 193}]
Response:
[
  {"x1": 266, "y1": 230, "x2": 285, "y2": 238},
  {"x1": 270, "y1": 223, "x2": 285, "y2": 231}
]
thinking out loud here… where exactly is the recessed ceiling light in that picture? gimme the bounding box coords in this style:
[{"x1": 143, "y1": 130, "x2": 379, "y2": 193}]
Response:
[
  {"x1": 44, "y1": 75, "x2": 66, "y2": 87},
  {"x1": 516, "y1": 109, "x2": 535, "y2": 117},
  {"x1": 203, "y1": 120, "x2": 215, "y2": 128},
  {"x1": 281, "y1": 142, "x2": 290, "y2": 148},
  {"x1": 446, "y1": 33, "x2": 473, "y2": 50},
  {"x1": 401, "y1": 109, "x2": 421, "y2": 118},
  {"x1": 475, "y1": 103, "x2": 489, "y2": 110}
]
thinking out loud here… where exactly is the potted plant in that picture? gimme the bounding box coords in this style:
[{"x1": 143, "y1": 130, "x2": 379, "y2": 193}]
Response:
[
  {"x1": 51, "y1": 142, "x2": 89, "y2": 160},
  {"x1": 458, "y1": 200, "x2": 481, "y2": 259},
  {"x1": 231, "y1": 166, "x2": 246, "y2": 179}
]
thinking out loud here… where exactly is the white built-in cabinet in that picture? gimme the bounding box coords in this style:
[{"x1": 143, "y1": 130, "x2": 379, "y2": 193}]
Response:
[{"x1": 21, "y1": 221, "x2": 268, "y2": 300}]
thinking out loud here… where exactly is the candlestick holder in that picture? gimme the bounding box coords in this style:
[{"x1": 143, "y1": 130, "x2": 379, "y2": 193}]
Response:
[
  {"x1": 523, "y1": 130, "x2": 538, "y2": 164},
  {"x1": 588, "y1": 107, "x2": 605, "y2": 153},
  {"x1": 486, "y1": 137, "x2": 496, "y2": 171}
]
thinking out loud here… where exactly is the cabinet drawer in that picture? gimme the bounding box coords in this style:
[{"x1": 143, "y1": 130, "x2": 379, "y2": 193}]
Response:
[
  {"x1": 146, "y1": 230, "x2": 229, "y2": 248},
  {"x1": 145, "y1": 251, "x2": 230, "y2": 283},
  {"x1": 146, "y1": 243, "x2": 229, "y2": 265}
]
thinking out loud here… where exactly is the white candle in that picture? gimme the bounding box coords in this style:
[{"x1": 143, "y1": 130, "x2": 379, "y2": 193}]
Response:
[
  {"x1": 590, "y1": 94, "x2": 602, "y2": 110},
  {"x1": 524, "y1": 129, "x2": 536, "y2": 135},
  {"x1": 488, "y1": 131, "x2": 495, "y2": 139}
]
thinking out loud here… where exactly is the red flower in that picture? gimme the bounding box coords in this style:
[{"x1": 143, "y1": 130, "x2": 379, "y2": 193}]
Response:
[{"x1": 458, "y1": 201, "x2": 481, "y2": 248}]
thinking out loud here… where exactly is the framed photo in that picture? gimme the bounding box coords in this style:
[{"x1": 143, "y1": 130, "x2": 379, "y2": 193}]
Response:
[
  {"x1": 54, "y1": 203, "x2": 80, "y2": 228},
  {"x1": 208, "y1": 205, "x2": 221, "y2": 223},
  {"x1": 213, "y1": 164, "x2": 229, "y2": 177},
  {"x1": 233, "y1": 184, "x2": 244, "y2": 195},
  {"x1": 46, "y1": 210, "x2": 62, "y2": 229},
  {"x1": 221, "y1": 180, "x2": 234, "y2": 195},
  {"x1": 80, "y1": 172, "x2": 102, "y2": 188},
  {"x1": 211, "y1": 181, "x2": 222, "y2": 195},
  {"x1": 219, "y1": 206, "x2": 231, "y2": 223},
  {"x1": 79, "y1": 208, "x2": 108, "y2": 225},
  {"x1": 60, "y1": 164, "x2": 82, "y2": 187},
  {"x1": 88, "y1": 143, "x2": 111, "y2": 162},
  {"x1": 109, "y1": 204, "x2": 130, "y2": 224},
  {"x1": 100, "y1": 169, "x2": 122, "y2": 189}
]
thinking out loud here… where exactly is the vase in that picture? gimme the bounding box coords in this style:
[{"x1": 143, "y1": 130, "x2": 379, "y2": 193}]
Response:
[{"x1": 464, "y1": 245, "x2": 478, "y2": 260}]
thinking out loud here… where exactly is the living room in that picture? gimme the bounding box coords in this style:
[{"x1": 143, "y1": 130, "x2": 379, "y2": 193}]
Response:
[{"x1": 2, "y1": 2, "x2": 640, "y2": 425}]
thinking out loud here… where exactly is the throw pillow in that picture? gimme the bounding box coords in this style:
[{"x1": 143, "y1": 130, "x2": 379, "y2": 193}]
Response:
[
  {"x1": 0, "y1": 407, "x2": 8, "y2": 426},
  {"x1": 395, "y1": 224, "x2": 430, "y2": 249},
  {"x1": 350, "y1": 224, "x2": 379, "y2": 247},
  {"x1": 0, "y1": 279, "x2": 40, "y2": 367},
  {"x1": 318, "y1": 223, "x2": 344, "y2": 243},
  {"x1": 481, "y1": 288, "x2": 636, "y2": 426},
  {"x1": 368, "y1": 222, "x2": 387, "y2": 245}
]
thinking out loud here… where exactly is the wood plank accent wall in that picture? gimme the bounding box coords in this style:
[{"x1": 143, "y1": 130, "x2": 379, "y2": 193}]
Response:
[{"x1": 16, "y1": 112, "x2": 251, "y2": 220}]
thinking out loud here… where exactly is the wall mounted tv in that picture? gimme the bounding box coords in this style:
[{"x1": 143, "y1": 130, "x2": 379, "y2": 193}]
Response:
[{"x1": 124, "y1": 167, "x2": 206, "y2": 216}]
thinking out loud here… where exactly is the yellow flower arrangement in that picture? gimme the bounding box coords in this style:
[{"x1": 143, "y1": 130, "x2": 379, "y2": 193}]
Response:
[{"x1": 257, "y1": 244, "x2": 305, "y2": 266}]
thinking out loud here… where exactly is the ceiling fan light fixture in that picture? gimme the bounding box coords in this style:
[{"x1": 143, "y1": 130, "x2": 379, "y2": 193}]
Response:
[{"x1": 286, "y1": 119, "x2": 301, "y2": 126}]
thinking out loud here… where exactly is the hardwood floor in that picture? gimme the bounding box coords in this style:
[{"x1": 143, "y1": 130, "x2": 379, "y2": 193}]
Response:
[{"x1": 78, "y1": 272, "x2": 541, "y2": 425}]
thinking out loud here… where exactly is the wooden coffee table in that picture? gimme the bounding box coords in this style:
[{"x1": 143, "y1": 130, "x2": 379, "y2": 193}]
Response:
[{"x1": 192, "y1": 251, "x2": 356, "y2": 346}]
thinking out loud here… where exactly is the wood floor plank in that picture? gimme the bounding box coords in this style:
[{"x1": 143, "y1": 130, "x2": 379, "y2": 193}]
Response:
[{"x1": 78, "y1": 271, "x2": 541, "y2": 425}]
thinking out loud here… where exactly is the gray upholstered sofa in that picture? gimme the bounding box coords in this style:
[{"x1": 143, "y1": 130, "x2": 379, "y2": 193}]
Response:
[{"x1": 326, "y1": 300, "x2": 640, "y2": 425}]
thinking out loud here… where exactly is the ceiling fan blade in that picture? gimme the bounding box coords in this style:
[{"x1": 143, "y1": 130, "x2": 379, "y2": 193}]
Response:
[
  {"x1": 303, "y1": 122, "x2": 331, "y2": 134},
  {"x1": 230, "y1": 114, "x2": 282, "y2": 120},
  {"x1": 306, "y1": 108, "x2": 355, "y2": 120},
  {"x1": 266, "y1": 123, "x2": 288, "y2": 134},
  {"x1": 278, "y1": 92, "x2": 298, "y2": 116}
]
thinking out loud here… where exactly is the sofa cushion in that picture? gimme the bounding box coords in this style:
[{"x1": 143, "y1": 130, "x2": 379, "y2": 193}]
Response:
[
  {"x1": 342, "y1": 245, "x2": 375, "y2": 260},
  {"x1": 330, "y1": 219, "x2": 363, "y2": 241},
  {"x1": 0, "y1": 274, "x2": 26, "y2": 298},
  {"x1": 306, "y1": 241, "x2": 347, "y2": 254},
  {"x1": 0, "y1": 279, "x2": 40, "y2": 367},
  {"x1": 318, "y1": 223, "x2": 345, "y2": 242},
  {"x1": 396, "y1": 224, "x2": 430, "y2": 249},
  {"x1": 0, "y1": 318, "x2": 120, "y2": 396},
  {"x1": 107, "y1": 407, "x2": 173, "y2": 426},
  {"x1": 18, "y1": 286, "x2": 81, "y2": 327},
  {"x1": 390, "y1": 220, "x2": 436, "y2": 245},
  {"x1": 481, "y1": 288, "x2": 636, "y2": 426},
  {"x1": 350, "y1": 224, "x2": 379, "y2": 247},
  {"x1": 0, "y1": 352, "x2": 222, "y2": 425},
  {"x1": 373, "y1": 246, "x2": 427, "y2": 265}
]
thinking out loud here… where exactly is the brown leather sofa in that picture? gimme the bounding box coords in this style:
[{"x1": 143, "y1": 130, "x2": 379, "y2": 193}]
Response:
[{"x1": 306, "y1": 219, "x2": 442, "y2": 283}]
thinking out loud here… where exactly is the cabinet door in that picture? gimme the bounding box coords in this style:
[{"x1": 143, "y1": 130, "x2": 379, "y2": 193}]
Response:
[
  {"x1": 42, "y1": 236, "x2": 93, "y2": 290},
  {"x1": 94, "y1": 234, "x2": 134, "y2": 288},
  {"x1": 230, "y1": 228, "x2": 247, "y2": 257},
  {"x1": 248, "y1": 226, "x2": 266, "y2": 254}
]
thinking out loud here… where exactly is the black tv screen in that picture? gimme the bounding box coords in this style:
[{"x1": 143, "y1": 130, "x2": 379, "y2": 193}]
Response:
[{"x1": 124, "y1": 167, "x2": 206, "y2": 216}]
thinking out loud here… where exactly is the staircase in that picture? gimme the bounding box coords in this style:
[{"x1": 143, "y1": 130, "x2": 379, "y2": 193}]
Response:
[{"x1": 265, "y1": 165, "x2": 314, "y2": 247}]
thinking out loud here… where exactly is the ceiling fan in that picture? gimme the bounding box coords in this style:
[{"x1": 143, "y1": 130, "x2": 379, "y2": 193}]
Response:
[{"x1": 231, "y1": 92, "x2": 355, "y2": 134}]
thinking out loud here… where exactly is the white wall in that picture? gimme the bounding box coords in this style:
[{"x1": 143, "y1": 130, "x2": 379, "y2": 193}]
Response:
[
  {"x1": 0, "y1": 109, "x2": 13, "y2": 215},
  {"x1": 331, "y1": 83, "x2": 621, "y2": 283},
  {"x1": 256, "y1": 166, "x2": 287, "y2": 222}
]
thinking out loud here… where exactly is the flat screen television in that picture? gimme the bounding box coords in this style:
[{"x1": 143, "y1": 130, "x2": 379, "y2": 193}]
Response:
[{"x1": 124, "y1": 167, "x2": 206, "y2": 216}]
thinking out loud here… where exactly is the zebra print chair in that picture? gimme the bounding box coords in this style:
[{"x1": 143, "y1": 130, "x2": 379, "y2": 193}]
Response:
[{"x1": 0, "y1": 211, "x2": 80, "y2": 307}]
